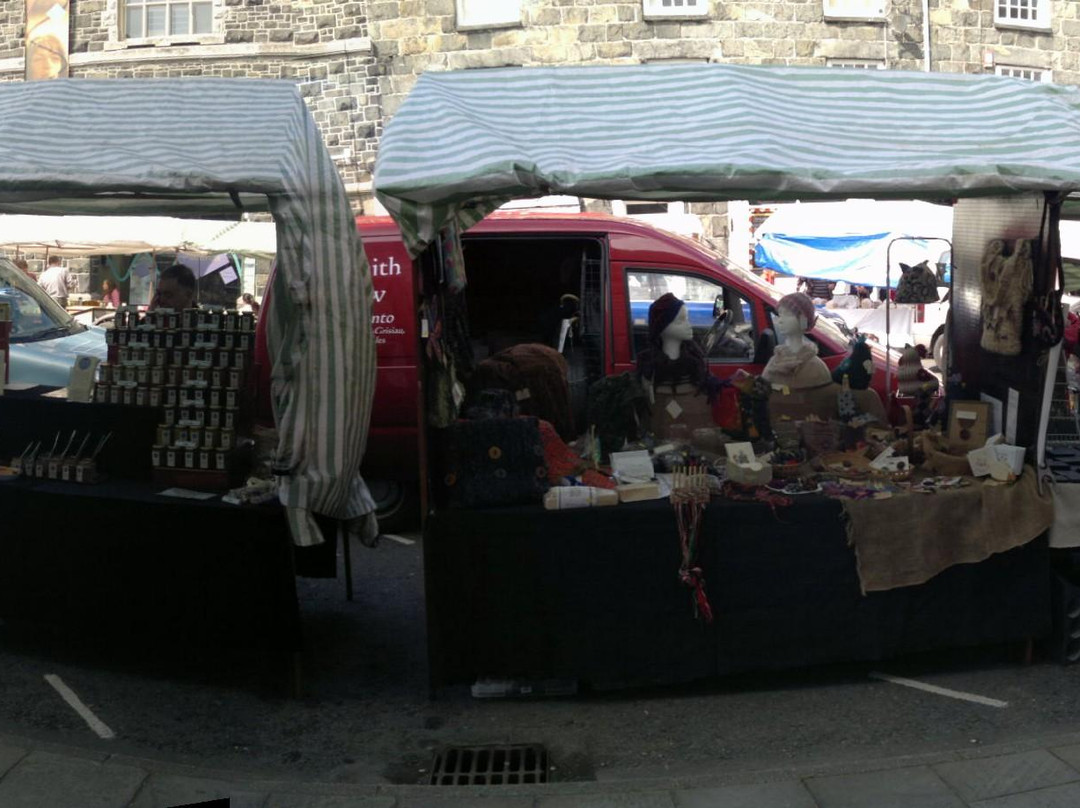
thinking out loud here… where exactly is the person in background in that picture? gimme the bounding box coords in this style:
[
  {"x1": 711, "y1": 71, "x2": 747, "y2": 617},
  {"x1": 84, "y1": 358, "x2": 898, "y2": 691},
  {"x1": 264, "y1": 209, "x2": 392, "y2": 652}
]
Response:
[
  {"x1": 149, "y1": 263, "x2": 196, "y2": 312},
  {"x1": 797, "y1": 276, "x2": 835, "y2": 303},
  {"x1": 237, "y1": 292, "x2": 261, "y2": 317},
  {"x1": 101, "y1": 277, "x2": 121, "y2": 308},
  {"x1": 13, "y1": 258, "x2": 33, "y2": 280},
  {"x1": 37, "y1": 255, "x2": 75, "y2": 308}
]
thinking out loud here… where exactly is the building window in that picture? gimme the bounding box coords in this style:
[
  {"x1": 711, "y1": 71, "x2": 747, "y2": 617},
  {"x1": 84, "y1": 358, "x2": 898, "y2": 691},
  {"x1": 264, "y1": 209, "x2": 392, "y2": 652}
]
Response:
[
  {"x1": 124, "y1": 0, "x2": 213, "y2": 38},
  {"x1": 827, "y1": 59, "x2": 886, "y2": 69},
  {"x1": 994, "y1": 0, "x2": 1050, "y2": 30},
  {"x1": 996, "y1": 65, "x2": 1052, "y2": 82},
  {"x1": 643, "y1": 0, "x2": 709, "y2": 20},
  {"x1": 823, "y1": 0, "x2": 886, "y2": 22},
  {"x1": 456, "y1": 0, "x2": 520, "y2": 30}
]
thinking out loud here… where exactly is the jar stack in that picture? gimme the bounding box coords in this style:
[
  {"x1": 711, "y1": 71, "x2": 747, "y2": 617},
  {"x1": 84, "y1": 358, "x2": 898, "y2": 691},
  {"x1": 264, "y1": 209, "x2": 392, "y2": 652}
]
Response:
[{"x1": 95, "y1": 306, "x2": 256, "y2": 476}]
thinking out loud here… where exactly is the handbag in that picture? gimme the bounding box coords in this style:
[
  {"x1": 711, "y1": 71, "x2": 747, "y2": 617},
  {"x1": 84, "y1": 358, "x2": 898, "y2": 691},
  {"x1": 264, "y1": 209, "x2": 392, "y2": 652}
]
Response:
[
  {"x1": 1030, "y1": 197, "x2": 1065, "y2": 349},
  {"x1": 895, "y1": 260, "x2": 940, "y2": 304},
  {"x1": 438, "y1": 416, "x2": 549, "y2": 509}
]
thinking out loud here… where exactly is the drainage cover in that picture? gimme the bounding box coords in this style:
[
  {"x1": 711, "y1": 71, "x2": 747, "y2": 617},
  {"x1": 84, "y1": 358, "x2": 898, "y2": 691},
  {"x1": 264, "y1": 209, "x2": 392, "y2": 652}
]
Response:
[{"x1": 430, "y1": 743, "x2": 548, "y2": 786}]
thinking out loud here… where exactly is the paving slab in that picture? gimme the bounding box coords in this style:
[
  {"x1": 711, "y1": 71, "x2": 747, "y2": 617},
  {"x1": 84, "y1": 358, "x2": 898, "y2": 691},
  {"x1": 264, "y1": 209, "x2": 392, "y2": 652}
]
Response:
[
  {"x1": 970, "y1": 781, "x2": 1080, "y2": 808},
  {"x1": 674, "y1": 780, "x2": 819, "y2": 808},
  {"x1": 1049, "y1": 743, "x2": 1080, "y2": 772},
  {"x1": 264, "y1": 793, "x2": 396, "y2": 808},
  {"x1": 129, "y1": 774, "x2": 268, "y2": 808},
  {"x1": 804, "y1": 765, "x2": 965, "y2": 808},
  {"x1": 933, "y1": 750, "x2": 1080, "y2": 802},
  {"x1": 536, "y1": 792, "x2": 676, "y2": 808},
  {"x1": 0, "y1": 750, "x2": 147, "y2": 808},
  {"x1": 0, "y1": 743, "x2": 27, "y2": 779}
]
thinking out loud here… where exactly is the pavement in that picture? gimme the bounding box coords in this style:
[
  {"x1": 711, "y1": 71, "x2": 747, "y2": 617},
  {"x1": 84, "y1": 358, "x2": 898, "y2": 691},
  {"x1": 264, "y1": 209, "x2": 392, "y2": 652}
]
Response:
[{"x1": 9, "y1": 727, "x2": 1080, "y2": 807}]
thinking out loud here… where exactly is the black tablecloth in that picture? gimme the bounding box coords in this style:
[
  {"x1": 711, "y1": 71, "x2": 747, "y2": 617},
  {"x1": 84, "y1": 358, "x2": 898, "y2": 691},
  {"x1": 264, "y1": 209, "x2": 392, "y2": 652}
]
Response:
[
  {"x1": 0, "y1": 477, "x2": 301, "y2": 653},
  {"x1": 426, "y1": 496, "x2": 1050, "y2": 688}
]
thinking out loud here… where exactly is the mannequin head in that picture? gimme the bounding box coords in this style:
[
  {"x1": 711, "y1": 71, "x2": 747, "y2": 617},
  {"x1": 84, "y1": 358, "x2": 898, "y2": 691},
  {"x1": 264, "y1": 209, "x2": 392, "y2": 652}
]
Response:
[
  {"x1": 775, "y1": 292, "x2": 816, "y2": 340},
  {"x1": 648, "y1": 293, "x2": 692, "y2": 348}
]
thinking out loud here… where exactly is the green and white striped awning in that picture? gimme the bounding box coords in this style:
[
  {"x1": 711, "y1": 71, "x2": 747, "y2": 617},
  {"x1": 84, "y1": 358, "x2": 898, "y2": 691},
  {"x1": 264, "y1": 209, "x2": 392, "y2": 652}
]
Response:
[
  {"x1": 0, "y1": 78, "x2": 374, "y2": 546},
  {"x1": 375, "y1": 63, "x2": 1080, "y2": 257}
]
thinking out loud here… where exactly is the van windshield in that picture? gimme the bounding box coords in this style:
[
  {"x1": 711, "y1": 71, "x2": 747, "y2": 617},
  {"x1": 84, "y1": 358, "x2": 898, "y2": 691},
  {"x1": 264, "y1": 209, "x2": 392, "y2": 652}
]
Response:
[{"x1": 0, "y1": 259, "x2": 84, "y2": 342}]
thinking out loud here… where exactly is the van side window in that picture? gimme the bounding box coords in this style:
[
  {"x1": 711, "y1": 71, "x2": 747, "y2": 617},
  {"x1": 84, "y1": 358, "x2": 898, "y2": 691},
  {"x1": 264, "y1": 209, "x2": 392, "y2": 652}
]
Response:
[{"x1": 626, "y1": 270, "x2": 757, "y2": 362}]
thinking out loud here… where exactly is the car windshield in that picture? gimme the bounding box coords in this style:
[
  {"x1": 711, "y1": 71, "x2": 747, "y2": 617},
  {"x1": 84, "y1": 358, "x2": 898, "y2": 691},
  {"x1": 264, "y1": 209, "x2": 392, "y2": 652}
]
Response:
[{"x1": 0, "y1": 258, "x2": 84, "y2": 342}]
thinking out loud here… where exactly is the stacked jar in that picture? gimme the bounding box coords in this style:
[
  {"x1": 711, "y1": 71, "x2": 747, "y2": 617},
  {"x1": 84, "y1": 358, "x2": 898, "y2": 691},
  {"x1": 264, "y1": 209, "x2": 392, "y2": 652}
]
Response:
[{"x1": 96, "y1": 306, "x2": 257, "y2": 474}]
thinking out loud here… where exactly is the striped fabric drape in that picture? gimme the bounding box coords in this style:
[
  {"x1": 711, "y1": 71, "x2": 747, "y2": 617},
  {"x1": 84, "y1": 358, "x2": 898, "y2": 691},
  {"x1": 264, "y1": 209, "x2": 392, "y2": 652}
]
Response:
[
  {"x1": 375, "y1": 63, "x2": 1080, "y2": 257},
  {"x1": 0, "y1": 78, "x2": 375, "y2": 546}
]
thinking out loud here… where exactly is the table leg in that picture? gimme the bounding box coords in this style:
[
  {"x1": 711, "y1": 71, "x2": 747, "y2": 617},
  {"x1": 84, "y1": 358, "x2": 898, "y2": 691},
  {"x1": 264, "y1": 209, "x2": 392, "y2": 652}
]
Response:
[{"x1": 343, "y1": 529, "x2": 354, "y2": 602}]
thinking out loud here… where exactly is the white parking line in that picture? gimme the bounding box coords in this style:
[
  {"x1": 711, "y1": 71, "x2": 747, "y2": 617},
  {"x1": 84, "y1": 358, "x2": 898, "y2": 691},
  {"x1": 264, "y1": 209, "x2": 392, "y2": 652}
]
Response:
[
  {"x1": 870, "y1": 671, "x2": 1009, "y2": 708},
  {"x1": 44, "y1": 674, "x2": 116, "y2": 739},
  {"x1": 382, "y1": 534, "x2": 416, "y2": 546}
]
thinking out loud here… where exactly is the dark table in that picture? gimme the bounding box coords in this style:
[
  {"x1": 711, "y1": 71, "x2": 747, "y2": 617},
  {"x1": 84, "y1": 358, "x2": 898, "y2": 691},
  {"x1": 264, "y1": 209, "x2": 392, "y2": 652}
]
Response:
[
  {"x1": 425, "y1": 495, "x2": 1051, "y2": 690},
  {"x1": 0, "y1": 476, "x2": 302, "y2": 689}
]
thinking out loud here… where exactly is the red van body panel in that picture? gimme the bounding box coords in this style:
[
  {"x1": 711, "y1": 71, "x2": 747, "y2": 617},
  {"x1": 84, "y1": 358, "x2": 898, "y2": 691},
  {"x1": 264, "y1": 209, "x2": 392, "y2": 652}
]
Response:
[{"x1": 255, "y1": 212, "x2": 895, "y2": 489}]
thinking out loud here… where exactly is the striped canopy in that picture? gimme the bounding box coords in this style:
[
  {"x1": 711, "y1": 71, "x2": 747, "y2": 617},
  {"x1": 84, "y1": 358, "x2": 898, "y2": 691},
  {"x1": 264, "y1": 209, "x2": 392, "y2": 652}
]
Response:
[
  {"x1": 375, "y1": 63, "x2": 1080, "y2": 257},
  {"x1": 0, "y1": 78, "x2": 374, "y2": 546}
]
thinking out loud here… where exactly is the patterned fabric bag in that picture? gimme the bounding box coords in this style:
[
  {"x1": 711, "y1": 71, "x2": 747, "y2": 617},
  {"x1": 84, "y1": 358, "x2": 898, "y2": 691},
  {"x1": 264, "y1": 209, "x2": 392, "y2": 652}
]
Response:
[
  {"x1": 895, "y1": 260, "x2": 940, "y2": 304},
  {"x1": 438, "y1": 416, "x2": 549, "y2": 509}
]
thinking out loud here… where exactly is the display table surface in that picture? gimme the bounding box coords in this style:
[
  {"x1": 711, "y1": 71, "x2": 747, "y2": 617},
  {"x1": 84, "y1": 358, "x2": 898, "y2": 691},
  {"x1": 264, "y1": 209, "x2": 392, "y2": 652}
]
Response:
[
  {"x1": 0, "y1": 477, "x2": 301, "y2": 656},
  {"x1": 425, "y1": 494, "x2": 1050, "y2": 689}
]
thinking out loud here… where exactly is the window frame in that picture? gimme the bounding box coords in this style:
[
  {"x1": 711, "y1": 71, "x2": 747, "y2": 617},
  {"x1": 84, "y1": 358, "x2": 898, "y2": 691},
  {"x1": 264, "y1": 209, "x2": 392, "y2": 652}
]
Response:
[
  {"x1": 624, "y1": 268, "x2": 759, "y2": 364},
  {"x1": 642, "y1": 0, "x2": 709, "y2": 21},
  {"x1": 455, "y1": 0, "x2": 521, "y2": 31},
  {"x1": 994, "y1": 0, "x2": 1052, "y2": 32},
  {"x1": 118, "y1": 0, "x2": 219, "y2": 45},
  {"x1": 822, "y1": 0, "x2": 887, "y2": 22},
  {"x1": 995, "y1": 64, "x2": 1053, "y2": 83},
  {"x1": 826, "y1": 58, "x2": 887, "y2": 70}
]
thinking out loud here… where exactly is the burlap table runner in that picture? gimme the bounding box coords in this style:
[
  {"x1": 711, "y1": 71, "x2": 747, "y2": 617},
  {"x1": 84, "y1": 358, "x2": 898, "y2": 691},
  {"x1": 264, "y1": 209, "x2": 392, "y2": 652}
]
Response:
[{"x1": 842, "y1": 468, "x2": 1054, "y2": 593}]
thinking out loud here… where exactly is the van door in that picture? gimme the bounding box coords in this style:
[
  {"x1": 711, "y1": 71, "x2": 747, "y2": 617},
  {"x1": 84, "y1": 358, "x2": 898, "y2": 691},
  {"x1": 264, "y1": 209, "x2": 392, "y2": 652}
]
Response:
[{"x1": 611, "y1": 263, "x2": 768, "y2": 383}]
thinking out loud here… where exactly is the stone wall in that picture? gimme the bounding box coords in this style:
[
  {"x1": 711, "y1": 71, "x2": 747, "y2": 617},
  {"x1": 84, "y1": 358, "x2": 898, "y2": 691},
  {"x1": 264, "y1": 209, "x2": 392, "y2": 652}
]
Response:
[{"x1": 0, "y1": 2, "x2": 381, "y2": 192}]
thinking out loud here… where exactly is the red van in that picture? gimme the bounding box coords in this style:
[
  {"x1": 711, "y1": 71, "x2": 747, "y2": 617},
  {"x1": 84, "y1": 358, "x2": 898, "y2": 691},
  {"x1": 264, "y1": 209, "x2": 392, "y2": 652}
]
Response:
[{"x1": 351, "y1": 211, "x2": 895, "y2": 529}]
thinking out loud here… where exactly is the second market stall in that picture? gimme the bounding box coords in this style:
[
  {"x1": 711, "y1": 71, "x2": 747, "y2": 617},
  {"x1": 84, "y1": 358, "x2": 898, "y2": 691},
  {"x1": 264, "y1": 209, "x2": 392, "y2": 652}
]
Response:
[{"x1": 374, "y1": 63, "x2": 1080, "y2": 690}]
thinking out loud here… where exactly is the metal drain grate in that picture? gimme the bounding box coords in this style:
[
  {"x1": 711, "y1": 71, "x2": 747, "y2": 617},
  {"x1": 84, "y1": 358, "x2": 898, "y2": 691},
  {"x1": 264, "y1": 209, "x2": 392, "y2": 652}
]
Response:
[{"x1": 430, "y1": 743, "x2": 548, "y2": 786}]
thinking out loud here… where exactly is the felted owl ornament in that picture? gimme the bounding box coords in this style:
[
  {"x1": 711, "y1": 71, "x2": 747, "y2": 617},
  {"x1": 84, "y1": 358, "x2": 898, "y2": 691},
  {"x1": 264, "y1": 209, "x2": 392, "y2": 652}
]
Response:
[{"x1": 831, "y1": 333, "x2": 874, "y2": 390}]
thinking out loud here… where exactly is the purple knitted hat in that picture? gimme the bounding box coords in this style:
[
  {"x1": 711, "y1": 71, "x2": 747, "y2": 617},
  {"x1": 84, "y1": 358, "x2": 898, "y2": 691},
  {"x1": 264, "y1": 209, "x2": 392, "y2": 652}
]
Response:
[
  {"x1": 777, "y1": 292, "x2": 817, "y2": 330},
  {"x1": 648, "y1": 293, "x2": 685, "y2": 347}
]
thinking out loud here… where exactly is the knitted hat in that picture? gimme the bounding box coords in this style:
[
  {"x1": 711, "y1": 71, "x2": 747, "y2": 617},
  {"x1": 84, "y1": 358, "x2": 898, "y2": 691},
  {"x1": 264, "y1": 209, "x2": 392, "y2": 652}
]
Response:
[
  {"x1": 648, "y1": 293, "x2": 686, "y2": 347},
  {"x1": 777, "y1": 292, "x2": 817, "y2": 330}
]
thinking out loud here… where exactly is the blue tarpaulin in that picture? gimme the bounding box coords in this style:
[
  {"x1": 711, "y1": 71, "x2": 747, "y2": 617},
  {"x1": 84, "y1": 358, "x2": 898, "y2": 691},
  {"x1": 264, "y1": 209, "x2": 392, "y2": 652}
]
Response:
[{"x1": 753, "y1": 200, "x2": 953, "y2": 288}]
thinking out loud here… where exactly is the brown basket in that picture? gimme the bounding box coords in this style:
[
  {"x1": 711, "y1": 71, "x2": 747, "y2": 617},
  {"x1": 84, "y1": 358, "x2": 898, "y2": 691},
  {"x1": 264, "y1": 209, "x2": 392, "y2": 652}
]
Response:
[
  {"x1": 772, "y1": 460, "x2": 812, "y2": 481},
  {"x1": 816, "y1": 450, "x2": 873, "y2": 479}
]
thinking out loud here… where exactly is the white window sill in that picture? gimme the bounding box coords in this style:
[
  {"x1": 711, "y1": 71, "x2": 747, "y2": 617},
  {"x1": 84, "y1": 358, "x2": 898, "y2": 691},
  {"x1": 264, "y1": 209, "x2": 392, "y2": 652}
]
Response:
[
  {"x1": 823, "y1": 14, "x2": 886, "y2": 21},
  {"x1": 455, "y1": 19, "x2": 520, "y2": 31},
  {"x1": 104, "y1": 34, "x2": 226, "y2": 51},
  {"x1": 994, "y1": 21, "x2": 1052, "y2": 32},
  {"x1": 643, "y1": 13, "x2": 709, "y2": 20}
]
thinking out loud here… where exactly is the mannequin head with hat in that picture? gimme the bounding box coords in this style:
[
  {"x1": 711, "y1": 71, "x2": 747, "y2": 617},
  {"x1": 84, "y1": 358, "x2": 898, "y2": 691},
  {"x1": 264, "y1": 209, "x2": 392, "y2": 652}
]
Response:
[
  {"x1": 648, "y1": 292, "x2": 694, "y2": 361},
  {"x1": 774, "y1": 292, "x2": 816, "y2": 349}
]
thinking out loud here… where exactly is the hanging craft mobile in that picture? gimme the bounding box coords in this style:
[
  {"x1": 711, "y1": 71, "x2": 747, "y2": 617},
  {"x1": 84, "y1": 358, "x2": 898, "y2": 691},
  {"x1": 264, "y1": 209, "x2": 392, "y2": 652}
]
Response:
[{"x1": 671, "y1": 464, "x2": 713, "y2": 624}]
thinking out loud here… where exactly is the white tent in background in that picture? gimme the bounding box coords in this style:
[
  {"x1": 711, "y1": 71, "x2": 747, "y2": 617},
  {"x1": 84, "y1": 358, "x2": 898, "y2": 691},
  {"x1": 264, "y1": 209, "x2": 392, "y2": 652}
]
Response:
[{"x1": 0, "y1": 215, "x2": 276, "y2": 258}]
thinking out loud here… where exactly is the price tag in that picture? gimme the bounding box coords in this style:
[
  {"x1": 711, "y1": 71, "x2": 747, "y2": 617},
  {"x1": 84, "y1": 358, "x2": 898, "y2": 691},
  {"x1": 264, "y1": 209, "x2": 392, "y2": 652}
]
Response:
[{"x1": 666, "y1": 399, "x2": 683, "y2": 420}]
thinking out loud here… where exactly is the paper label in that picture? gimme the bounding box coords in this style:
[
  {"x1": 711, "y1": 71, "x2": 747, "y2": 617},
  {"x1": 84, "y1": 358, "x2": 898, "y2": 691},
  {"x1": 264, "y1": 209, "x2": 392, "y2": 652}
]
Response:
[
  {"x1": 610, "y1": 450, "x2": 655, "y2": 484},
  {"x1": 955, "y1": 409, "x2": 978, "y2": 421},
  {"x1": 558, "y1": 487, "x2": 594, "y2": 508},
  {"x1": 515, "y1": 388, "x2": 531, "y2": 401},
  {"x1": 666, "y1": 399, "x2": 683, "y2": 420}
]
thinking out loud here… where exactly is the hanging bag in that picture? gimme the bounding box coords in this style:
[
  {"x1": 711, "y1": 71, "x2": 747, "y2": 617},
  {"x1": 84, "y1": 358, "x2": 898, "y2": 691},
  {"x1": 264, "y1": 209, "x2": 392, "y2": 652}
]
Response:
[{"x1": 1030, "y1": 197, "x2": 1065, "y2": 349}]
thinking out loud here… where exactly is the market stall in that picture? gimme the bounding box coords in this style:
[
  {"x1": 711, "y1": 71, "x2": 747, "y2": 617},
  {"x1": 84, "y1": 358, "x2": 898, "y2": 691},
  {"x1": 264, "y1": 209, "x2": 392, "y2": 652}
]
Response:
[
  {"x1": 374, "y1": 63, "x2": 1080, "y2": 689},
  {"x1": 0, "y1": 79, "x2": 376, "y2": 686}
]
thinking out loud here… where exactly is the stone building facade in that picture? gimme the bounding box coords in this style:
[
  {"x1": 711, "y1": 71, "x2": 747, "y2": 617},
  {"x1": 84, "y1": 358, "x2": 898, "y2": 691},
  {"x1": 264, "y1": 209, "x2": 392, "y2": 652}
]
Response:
[
  {"x1": 0, "y1": 1, "x2": 381, "y2": 197},
  {"x1": 0, "y1": 0, "x2": 1078, "y2": 255},
  {"x1": 366, "y1": 0, "x2": 1080, "y2": 247}
]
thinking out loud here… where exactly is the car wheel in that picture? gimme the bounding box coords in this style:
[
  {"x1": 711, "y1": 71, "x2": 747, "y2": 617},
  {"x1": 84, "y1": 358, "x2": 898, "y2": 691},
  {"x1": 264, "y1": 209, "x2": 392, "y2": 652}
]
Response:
[
  {"x1": 369, "y1": 479, "x2": 419, "y2": 534},
  {"x1": 932, "y1": 329, "x2": 947, "y2": 373}
]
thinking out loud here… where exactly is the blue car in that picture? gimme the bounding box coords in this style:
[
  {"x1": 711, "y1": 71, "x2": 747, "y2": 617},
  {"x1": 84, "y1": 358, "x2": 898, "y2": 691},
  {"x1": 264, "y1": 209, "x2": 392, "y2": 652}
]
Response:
[{"x1": 1, "y1": 259, "x2": 107, "y2": 388}]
